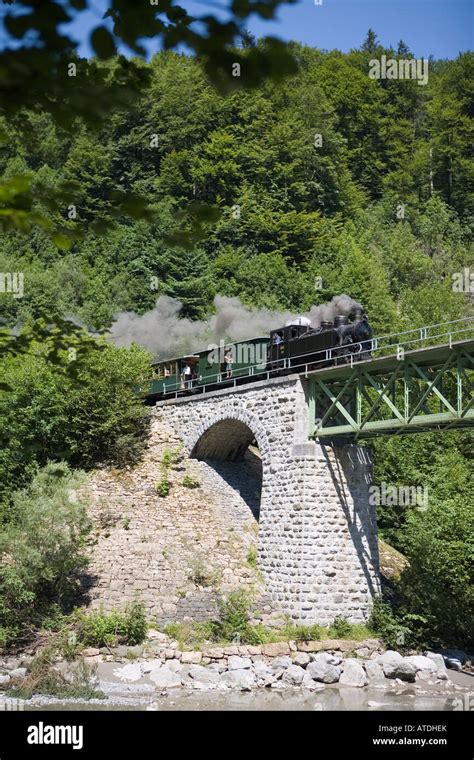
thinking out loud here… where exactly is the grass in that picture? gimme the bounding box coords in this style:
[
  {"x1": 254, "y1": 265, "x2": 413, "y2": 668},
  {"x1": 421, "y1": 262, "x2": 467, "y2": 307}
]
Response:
[
  {"x1": 182, "y1": 475, "x2": 200, "y2": 489},
  {"x1": 246, "y1": 545, "x2": 257, "y2": 568},
  {"x1": 4, "y1": 646, "x2": 106, "y2": 701},
  {"x1": 162, "y1": 590, "x2": 374, "y2": 649}
]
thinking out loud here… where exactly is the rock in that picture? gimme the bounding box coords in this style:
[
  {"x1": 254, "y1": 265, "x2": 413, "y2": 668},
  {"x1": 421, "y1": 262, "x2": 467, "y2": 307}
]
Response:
[
  {"x1": 166, "y1": 659, "x2": 184, "y2": 672},
  {"x1": 115, "y1": 663, "x2": 143, "y2": 681},
  {"x1": 339, "y1": 659, "x2": 369, "y2": 688},
  {"x1": 112, "y1": 645, "x2": 128, "y2": 657},
  {"x1": 354, "y1": 647, "x2": 370, "y2": 658},
  {"x1": 424, "y1": 652, "x2": 446, "y2": 670},
  {"x1": 253, "y1": 661, "x2": 272, "y2": 676},
  {"x1": 310, "y1": 652, "x2": 341, "y2": 666},
  {"x1": 180, "y1": 651, "x2": 202, "y2": 665},
  {"x1": 297, "y1": 640, "x2": 323, "y2": 653},
  {"x1": 436, "y1": 670, "x2": 448, "y2": 681},
  {"x1": 360, "y1": 639, "x2": 384, "y2": 652},
  {"x1": 415, "y1": 671, "x2": 432, "y2": 682},
  {"x1": 247, "y1": 646, "x2": 262, "y2": 656},
  {"x1": 228, "y1": 655, "x2": 252, "y2": 671},
  {"x1": 188, "y1": 665, "x2": 220, "y2": 684},
  {"x1": 205, "y1": 648, "x2": 224, "y2": 659},
  {"x1": 223, "y1": 646, "x2": 240, "y2": 656},
  {"x1": 364, "y1": 660, "x2": 385, "y2": 681},
  {"x1": 141, "y1": 659, "x2": 163, "y2": 674},
  {"x1": 271, "y1": 656, "x2": 292, "y2": 672},
  {"x1": 147, "y1": 630, "x2": 168, "y2": 642},
  {"x1": 405, "y1": 655, "x2": 437, "y2": 673},
  {"x1": 0, "y1": 675, "x2": 11, "y2": 685},
  {"x1": 282, "y1": 664, "x2": 306, "y2": 686},
  {"x1": 262, "y1": 642, "x2": 291, "y2": 657},
  {"x1": 9, "y1": 667, "x2": 27, "y2": 680},
  {"x1": 82, "y1": 647, "x2": 100, "y2": 657},
  {"x1": 445, "y1": 658, "x2": 462, "y2": 671},
  {"x1": 307, "y1": 655, "x2": 340, "y2": 684},
  {"x1": 292, "y1": 652, "x2": 310, "y2": 668},
  {"x1": 220, "y1": 669, "x2": 255, "y2": 690},
  {"x1": 301, "y1": 672, "x2": 324, "y2": 691},
  {"x1": 148, "y1": 665, "x2": 182, "y2": 688},
  {"x1": 442, "y1": 649, "x2": 468, "y2": 665},
  {"x1": 377, "y1": 651, "x2": 416, "y2": 682}
]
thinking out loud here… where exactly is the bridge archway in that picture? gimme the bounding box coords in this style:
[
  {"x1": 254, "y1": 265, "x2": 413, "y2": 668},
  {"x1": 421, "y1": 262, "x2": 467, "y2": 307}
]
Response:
[{"x1": 190, "y1": 416, "x2": 268, "y2": 522}]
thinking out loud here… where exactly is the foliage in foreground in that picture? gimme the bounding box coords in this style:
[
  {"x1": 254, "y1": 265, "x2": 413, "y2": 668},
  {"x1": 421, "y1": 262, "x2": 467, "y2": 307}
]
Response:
[
  {"x1": 0, "y1": 463, "x2": 91, "y2": 649},
  {"x1": 73, "y1": 600, "x2": 147, "y2": 649},
  {"x1": 0, "y1": 341, "x2": 151, "y2": 507},
  {"x1": 4, "y1": 645, "x2": 105, "y2": 701}
]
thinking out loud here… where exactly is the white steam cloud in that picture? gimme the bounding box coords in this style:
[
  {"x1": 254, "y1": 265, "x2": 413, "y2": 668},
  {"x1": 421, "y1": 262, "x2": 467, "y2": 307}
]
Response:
[{"x1": 108, "y1": 294, "x2": 362, "y2": 359}]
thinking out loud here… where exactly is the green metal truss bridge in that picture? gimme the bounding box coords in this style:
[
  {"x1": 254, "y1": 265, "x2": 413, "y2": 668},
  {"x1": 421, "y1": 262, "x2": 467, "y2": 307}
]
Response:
[{"x1": 306, "y1": 318, "x2": 474, "y2": 440}]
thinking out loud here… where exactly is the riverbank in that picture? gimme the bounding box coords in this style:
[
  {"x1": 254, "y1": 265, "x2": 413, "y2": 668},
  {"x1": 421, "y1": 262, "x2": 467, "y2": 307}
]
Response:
[{"x1": 2, "y1": 632, "x2": 472, "y2": 711}]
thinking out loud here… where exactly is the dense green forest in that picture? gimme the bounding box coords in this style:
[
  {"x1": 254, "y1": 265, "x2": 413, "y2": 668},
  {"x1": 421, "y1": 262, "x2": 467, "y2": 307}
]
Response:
[{"x1": 0, "y1": 37, "x2": 472, "y2": 648}]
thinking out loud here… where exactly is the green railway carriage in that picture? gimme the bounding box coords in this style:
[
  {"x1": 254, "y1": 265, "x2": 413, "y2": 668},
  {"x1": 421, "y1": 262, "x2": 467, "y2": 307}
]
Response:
[{"x1": 138, "y1": 336, "x2": 270, "y2": 402}]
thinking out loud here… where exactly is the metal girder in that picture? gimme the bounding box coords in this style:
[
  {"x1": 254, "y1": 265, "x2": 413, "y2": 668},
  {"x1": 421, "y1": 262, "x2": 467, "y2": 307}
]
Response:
[{"x1": 308, "y1": 342, "x2": 474, "y2": 439}]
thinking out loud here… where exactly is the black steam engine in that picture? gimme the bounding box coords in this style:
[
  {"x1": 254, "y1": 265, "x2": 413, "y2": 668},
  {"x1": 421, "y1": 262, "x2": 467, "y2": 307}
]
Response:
[{"x1": 269, "y1": 306, "x2": 373, "y2": 371}]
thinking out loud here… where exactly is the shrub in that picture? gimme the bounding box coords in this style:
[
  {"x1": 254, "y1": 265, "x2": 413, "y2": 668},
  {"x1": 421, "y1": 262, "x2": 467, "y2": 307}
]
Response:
[
  {"x1": 0, "y1": 463, "x2": 91, "y2": 648},
  {"x1": 156, "y1": 478, "x2": 171, "y2": 497},
  {"x1": 329, "y1": 616, "x2": 352, "y2": 638},
  {"x1": 0, "y1": 342, "x2": 152, "y2": 505},
  {"x1": 369, "y1": 598, "x2": 413, "y2": 650},
  {"x1": 74, "y1": 600, "x2": 147, "y2": 648},
  {"x1": 6, "y1": 646, "x2": 105, "y2": 700},
  {"x1": 182, "y1": 475, "x2": 200, "y2": 489},
  {"x1": 246, "y1": 545, "x2": 257, "y2": 568},
  {"x1": 187, "y1": 559, "x2": 220, "y2": 588}
]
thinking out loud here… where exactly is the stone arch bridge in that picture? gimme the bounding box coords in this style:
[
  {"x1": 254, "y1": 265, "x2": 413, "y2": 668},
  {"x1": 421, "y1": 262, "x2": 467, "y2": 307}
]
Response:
[{"x1": 155, "y1": 373, "x2": 381, "y2": 625}]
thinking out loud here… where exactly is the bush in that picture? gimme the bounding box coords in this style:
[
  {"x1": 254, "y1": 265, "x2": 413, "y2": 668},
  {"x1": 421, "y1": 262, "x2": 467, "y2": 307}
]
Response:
[
  {"x1": 5, "y1": 646, "x2": 105, "y2": 700},
  {"x1": 369, "y1": 598, "x2": 413, "y2": 651},
  {"x1": 329, "y1": 616, "x2": 352, "y2": 638},
  {"x1": 0, "y1": 342, "x2": 151, "y2": 506},
  {"x1": 74, "y1": 600, "x2": 147, "y2": 648},
  {"x1": 155, "y1": 478, "x2": 171, "y2": 497},
  {"x1": 0, "y1": 463, "x2": 91, "y2": 648},
  {"x1": 182, "y1": 475, "x2": 200, "y2": 489}
]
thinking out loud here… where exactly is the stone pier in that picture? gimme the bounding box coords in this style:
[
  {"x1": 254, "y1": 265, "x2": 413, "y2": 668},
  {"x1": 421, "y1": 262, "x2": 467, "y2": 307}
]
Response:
[{"x1": 156, "y1": 374, "x2": 381, "y2": 624}]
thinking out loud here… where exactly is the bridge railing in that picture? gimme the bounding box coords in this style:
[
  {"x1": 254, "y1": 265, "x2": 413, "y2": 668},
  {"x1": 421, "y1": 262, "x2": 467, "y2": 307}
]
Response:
[{"x1": 154, "y1": 317, "x2": 474, "y2": 399}]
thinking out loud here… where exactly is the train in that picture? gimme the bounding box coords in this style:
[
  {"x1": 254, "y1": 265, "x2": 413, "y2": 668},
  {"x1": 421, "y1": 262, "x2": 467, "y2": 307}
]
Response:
[{"x1": 139, "y1": 305, "x2": 373, "y2": 403}]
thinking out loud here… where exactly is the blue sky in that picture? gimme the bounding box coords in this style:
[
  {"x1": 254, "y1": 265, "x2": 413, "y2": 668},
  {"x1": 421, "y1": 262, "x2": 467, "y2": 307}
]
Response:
[{"x1": 2, "y1": 0, "x2": 472, "y2": 59}]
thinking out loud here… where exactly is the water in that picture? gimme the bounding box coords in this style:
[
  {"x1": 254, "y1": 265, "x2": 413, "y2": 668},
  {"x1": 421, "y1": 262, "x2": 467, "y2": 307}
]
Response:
[{"x1": 25, "y1": 685, "x2": 470, "y2": 712}]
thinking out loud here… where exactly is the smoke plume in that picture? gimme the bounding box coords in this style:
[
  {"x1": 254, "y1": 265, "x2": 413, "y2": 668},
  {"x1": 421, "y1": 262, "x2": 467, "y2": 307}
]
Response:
[{"x1": 108, "y1": 294, "x2": 362, "y2": 359}]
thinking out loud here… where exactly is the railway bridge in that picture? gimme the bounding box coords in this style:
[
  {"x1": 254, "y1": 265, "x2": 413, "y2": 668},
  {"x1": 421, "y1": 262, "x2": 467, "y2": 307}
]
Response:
[{"x1": 154, "y1": 320, "x2": 473, "y2": 624}]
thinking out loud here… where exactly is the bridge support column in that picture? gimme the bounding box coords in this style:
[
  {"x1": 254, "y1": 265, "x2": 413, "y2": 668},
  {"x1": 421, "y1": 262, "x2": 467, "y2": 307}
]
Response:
[{"x1": 258, "y1": 440, "x2": 380, "y2": 625}]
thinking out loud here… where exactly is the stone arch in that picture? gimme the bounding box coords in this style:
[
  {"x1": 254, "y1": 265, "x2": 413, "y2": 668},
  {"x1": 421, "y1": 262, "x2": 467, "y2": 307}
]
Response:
[
  {"x1": 188, "y1": 409, "x2": 270, "y2": 523},
  {"x1": 187, "y1": 407, "x2": 271, "y2": 468}
]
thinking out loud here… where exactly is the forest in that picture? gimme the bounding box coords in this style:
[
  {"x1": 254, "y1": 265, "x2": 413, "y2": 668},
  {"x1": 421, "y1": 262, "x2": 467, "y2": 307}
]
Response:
[{"x1": 0, "y1": 30, "x2": 472, "y2": 650}]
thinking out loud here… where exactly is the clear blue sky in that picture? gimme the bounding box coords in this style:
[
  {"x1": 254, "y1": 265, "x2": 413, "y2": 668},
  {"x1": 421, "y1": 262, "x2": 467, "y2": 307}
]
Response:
[{"x1": 1, "y1": 0, "x2": 472, "y2": 59}]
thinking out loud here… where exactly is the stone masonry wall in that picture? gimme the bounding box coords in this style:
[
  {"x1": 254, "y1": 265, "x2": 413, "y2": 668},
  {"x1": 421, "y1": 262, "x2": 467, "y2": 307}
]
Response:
[
  {"x1": 83, "y1": 417, "x2": 271, "y2": 625},
  {"x1": 156, "y1": 374, "x2": 381, "y2": 625}
]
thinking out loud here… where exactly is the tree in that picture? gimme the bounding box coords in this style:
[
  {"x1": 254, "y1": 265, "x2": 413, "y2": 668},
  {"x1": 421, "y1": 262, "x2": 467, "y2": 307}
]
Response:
[{"x1": 361, "y1": 29, "x2": 379, "y2": 54}]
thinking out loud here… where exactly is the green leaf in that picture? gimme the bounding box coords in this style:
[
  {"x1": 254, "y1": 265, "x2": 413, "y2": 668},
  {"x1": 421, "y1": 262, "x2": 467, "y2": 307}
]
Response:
[{"x1": 90, "y1": 27, "x2": 117, "y2": 59}]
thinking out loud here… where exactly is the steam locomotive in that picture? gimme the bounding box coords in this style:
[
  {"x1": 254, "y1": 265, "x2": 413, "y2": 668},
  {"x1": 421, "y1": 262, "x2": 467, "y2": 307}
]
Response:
[{"x1": 140, "y1": 305, "x2": 373, "y2": 402}]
